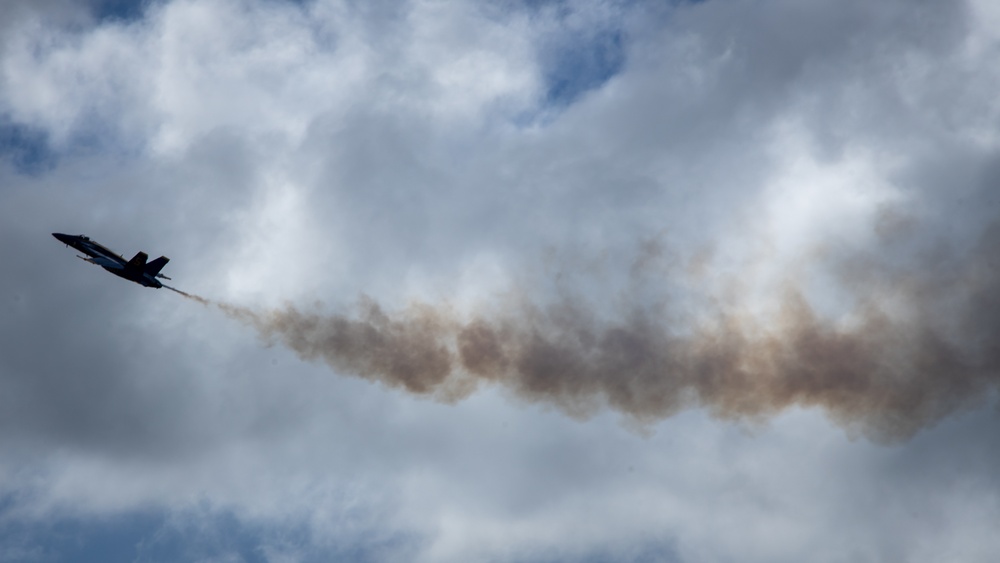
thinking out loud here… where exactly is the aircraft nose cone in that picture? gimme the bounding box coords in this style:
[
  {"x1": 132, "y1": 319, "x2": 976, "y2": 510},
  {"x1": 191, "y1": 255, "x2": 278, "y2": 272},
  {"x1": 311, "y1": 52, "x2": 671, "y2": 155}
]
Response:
[{"x1": 52, "y1": 233, "x2": 72, "y2": 244}]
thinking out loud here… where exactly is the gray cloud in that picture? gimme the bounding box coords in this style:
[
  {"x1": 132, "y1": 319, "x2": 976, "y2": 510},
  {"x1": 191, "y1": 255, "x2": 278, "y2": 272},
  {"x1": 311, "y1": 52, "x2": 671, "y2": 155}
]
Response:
[{"x1": 1, "y1": 0, "x2": 999, "y2": 561}]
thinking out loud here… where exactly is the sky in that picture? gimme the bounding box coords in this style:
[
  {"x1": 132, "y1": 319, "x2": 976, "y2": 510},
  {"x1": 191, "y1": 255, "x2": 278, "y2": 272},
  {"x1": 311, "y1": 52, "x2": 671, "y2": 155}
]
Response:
[{"x1": 1, "y1": 0, "x2": 1000, "y2": 561}]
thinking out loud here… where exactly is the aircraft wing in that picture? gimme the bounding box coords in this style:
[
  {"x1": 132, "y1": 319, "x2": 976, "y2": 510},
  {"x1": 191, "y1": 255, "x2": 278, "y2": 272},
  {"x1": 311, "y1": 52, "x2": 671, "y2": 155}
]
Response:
[{"x1": 80, "y1": 255, "x2": 124, "y2": 269}]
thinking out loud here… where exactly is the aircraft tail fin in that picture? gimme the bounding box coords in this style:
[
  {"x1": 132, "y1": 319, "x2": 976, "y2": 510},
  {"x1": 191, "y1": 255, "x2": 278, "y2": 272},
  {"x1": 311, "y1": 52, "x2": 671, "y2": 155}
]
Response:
[
  {"x1": 126, "y1": 251, "x2": 148, "y2": 272},
  {"x1": 145, "y1": 256, "x2": 170, "y2": 277}
]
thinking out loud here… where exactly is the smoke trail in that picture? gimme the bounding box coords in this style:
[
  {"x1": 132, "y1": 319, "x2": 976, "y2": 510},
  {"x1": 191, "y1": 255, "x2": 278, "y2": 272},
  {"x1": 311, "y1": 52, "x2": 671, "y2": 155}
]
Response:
[
  {"x1": 171, "y1": 225, "x2": 1000, "y2": 442},
  {"x1": 164, "y1": 285, "x2": 211, "y2": 305}
]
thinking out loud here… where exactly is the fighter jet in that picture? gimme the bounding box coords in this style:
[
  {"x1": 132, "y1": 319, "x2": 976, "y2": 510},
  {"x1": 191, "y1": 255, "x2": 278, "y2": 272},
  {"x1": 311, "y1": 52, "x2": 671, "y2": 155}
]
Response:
[{"x1": 52, "y1": 233, "x2": 171, "y2": 288}]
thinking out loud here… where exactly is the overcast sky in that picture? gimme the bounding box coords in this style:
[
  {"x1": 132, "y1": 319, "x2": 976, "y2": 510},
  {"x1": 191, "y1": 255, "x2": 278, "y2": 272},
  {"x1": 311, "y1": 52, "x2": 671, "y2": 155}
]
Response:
[{"x1": 2, "y1": 0, "x2": 1000, "y2": 561}]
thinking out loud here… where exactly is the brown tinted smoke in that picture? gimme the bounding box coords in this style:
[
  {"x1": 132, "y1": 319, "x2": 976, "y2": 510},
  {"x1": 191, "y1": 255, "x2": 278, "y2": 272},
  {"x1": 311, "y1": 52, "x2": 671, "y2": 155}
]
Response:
[{"x1": 173, "y1": 224, "x2": 1000, "y2": 442}]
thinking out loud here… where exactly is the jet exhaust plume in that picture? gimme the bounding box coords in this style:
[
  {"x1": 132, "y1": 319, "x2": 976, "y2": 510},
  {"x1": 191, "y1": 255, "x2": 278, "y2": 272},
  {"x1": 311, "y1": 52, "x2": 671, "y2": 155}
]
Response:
[
  {"x1": 171, "y1": 225, "x2": 1000, "y2": 442},
  {"x1": 165, "y1": 285, "x2": 211, "y2": 305}
]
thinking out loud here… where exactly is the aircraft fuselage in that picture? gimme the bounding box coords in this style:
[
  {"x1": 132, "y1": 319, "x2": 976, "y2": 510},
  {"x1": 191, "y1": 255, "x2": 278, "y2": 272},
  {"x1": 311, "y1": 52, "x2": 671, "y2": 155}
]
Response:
[{"x1": 52, "y1": 233, "x2": 170, "y2": 288}]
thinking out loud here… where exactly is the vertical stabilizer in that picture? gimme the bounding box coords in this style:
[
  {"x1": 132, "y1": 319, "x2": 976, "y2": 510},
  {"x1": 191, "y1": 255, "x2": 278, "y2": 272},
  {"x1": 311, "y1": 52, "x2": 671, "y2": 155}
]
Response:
[{"x1": 126, "y1": 251, "x2": 148, "y2": 272}]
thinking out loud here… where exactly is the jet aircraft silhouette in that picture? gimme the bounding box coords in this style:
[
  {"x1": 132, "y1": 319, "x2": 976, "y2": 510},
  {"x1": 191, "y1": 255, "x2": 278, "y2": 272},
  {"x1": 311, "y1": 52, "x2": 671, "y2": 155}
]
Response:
[{"x1": 52, "y1": 233, "x2": 171, "y2": 288}]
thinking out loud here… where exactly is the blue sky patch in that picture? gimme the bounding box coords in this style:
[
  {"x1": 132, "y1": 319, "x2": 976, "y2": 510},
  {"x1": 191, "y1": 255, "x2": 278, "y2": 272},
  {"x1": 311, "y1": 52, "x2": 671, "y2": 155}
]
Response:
[
  {"x1": 541, "y1": 26, "x2": 626, "y2": 107},
  {"x1": 0, "y1": 508, "x2": 273, "y2": 562},
  {"x1": 513, "y1": 0, "x2": 630, "y2": 110},
  {"x1": 0, "y1": 508, "x2": 162, "y2": 562},
  {"x1": 92, "y1": 0, "x2": 150, "y2": 24},
  {"x1": 0, "y1": 119, "x2": 56, "y2": 176},
  {"x1": 0, "y1": 504, "x2": 421, "y2": 562}
]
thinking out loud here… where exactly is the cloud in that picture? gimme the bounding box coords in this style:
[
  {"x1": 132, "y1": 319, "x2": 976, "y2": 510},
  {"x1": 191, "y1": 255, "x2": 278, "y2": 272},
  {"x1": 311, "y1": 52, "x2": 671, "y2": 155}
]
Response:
[{"x1": 1, "y1": 0, "x2": 999, "y2": 561}]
